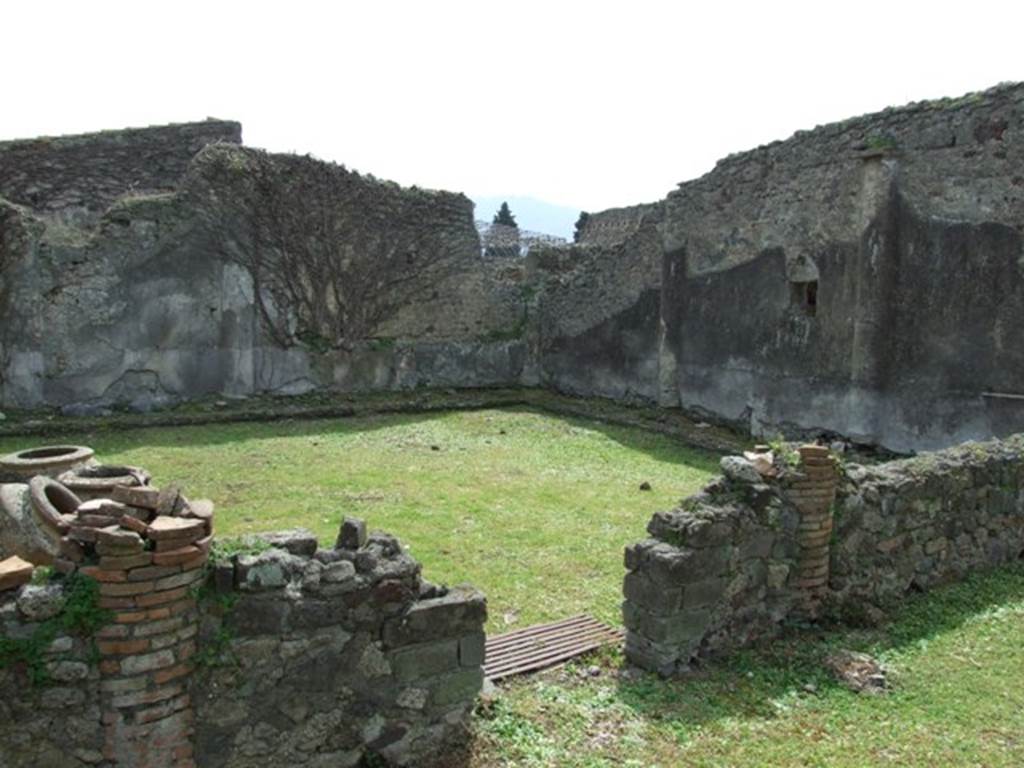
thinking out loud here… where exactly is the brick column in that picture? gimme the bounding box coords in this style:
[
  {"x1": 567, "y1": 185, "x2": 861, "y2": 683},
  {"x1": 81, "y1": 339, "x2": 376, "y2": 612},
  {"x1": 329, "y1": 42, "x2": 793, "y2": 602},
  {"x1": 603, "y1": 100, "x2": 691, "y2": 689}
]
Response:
[
  {"x1": 785, "y1": 445, "x2": 837, "y2": 618},
  {"x1": 54, "y1": 484, "x2": 213, "y2": 768}
]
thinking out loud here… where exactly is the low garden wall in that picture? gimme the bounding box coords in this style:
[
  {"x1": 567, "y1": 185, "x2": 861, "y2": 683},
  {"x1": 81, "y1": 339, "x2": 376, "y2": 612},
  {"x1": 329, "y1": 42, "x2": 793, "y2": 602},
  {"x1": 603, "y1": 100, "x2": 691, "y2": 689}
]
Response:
[
  {"x1": 0, "y1": 469, "x2": 486, "y2": 768},
  {"x1": 624, "y1": 435, "x2": 1024, "y2": 675},
  {"x1": 195, "y1": 525, "x2": 486, "y2": 768}
]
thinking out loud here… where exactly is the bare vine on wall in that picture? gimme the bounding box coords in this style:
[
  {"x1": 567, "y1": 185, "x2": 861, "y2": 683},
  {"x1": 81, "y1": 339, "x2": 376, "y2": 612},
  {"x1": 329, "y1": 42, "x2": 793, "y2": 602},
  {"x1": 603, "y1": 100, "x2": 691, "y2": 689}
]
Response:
[{"x1": 190, "y1": 145, "x2": 465, "y2": 351}]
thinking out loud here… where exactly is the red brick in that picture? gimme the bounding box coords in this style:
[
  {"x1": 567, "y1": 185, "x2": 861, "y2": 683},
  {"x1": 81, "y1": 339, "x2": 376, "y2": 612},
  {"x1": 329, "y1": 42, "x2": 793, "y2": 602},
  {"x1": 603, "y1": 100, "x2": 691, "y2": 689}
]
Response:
[
  {"x1": 81, "y1": 565, "x2": 129, "y2": 583},
  {"x1": 100, "y1": 580, "x2": 155, "y2": 597},
  {"x1": 97, "y1": 623, "x2": 131, "y2": 639},
  {"x1": 127, "y1": 565, "x2": 181, "y2": 582},
  {"x1": 151, "y1": 546, "x2": 201, "y2": 567},
  {"x1": 100, "y1": 552, "x2": 153, "y2": 570},
  {"x1": 155, "y1": 536, "x2": 202, "y2": 552},
  {"x1": 113, "y1": 610, "x2": 149, "y2": 624},
  {"x1": 100, "y1": 596, "x2": 137, "y2": 610},
  {"x1": 152, "y1": 662, "x2": 193, "y2": 685},
  {"x1": 98, "y1": 638, "x2": 151, "y2": 655},
  {"x1": 118, "y1": 514, "x2": 150, "y2": 535},
  {"x1": 167, "y1": 598, "x2": 197, "y2": 617},
  {"x1": 153, "y1": 568, "x2": 205, "y2": 592},
  {"x1": 148, "y1": 516, "x2": 205, "y2": 541},
  {"x1": 135, "y1": 586, "x2": 189, "y2": 608},
  {"x1": 179, "y1": 551, "x2": 209, "y2": 571},
  {"x1": 99, "y1": 659, "x2": 120, "y2": 675},
  {"x1": 111, "y1": 485, "x2": 161, "y2": 510}
]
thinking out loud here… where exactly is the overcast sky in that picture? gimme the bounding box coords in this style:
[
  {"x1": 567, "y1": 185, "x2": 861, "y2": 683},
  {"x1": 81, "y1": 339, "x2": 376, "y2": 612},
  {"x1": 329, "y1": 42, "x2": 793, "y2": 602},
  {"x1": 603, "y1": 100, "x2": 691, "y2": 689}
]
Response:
[{"x1": 4, "y1": 1, "x2": 1023, "y2": 213}]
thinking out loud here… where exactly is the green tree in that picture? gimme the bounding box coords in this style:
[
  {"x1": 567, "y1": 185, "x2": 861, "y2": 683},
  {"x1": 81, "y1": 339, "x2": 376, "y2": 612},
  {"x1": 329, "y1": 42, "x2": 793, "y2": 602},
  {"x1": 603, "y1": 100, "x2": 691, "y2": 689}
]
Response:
[
  {"x1": 573, "y1": 211, "x2": 590, "y2": 243},
  {"x1": 492, "y1": 201, "x2": 518, "y2": 228}
]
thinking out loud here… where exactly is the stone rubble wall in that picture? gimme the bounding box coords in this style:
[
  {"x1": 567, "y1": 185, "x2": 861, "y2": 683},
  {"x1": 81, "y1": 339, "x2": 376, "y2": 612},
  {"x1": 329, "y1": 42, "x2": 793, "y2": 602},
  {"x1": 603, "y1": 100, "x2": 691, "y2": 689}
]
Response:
[
  {"x1": 0, "y1": 120, "x2": 242, "y2": 224},
  {"x1": 624, "y1": 434, "x2": 1024, "y2": 675},
  {"x1": 831, "y1": 435, "x2": 1024, "y2": 606},
  {"x1": 0, "y1": 468, "x2": 487, "y2": 767},
  {"x1": 0, "y1": 583, "x2": 105, "y2": 766},
  {"x1": 195, "y1": 526, "x2": 486, "y2": 767},
  {"x1": 3, "y1": 84, "x2": 1023, "y2": 453},
  {"x1": 0, "y1": 140, "x2": 527, "y2": 411},
  {"x1": 529, "y1": 203, "x2": 664, "y2": 402},
  {"x1": 661, "y1": 82, "x2": 1024, "y2": 450}
]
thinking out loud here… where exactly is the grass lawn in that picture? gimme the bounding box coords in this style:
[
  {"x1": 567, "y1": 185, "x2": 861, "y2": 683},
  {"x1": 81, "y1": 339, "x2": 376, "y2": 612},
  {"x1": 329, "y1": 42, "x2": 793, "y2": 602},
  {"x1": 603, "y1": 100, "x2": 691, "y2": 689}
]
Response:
[
  {"x1": 0, "y1": 407, "x2": 719, "y2": 631},
  {"x1": 466, "y1": 562, "x2": 1024, "y2": 767},
  {"x1": 4, "y1": 407, "x2": 1021, "y2": 766}
]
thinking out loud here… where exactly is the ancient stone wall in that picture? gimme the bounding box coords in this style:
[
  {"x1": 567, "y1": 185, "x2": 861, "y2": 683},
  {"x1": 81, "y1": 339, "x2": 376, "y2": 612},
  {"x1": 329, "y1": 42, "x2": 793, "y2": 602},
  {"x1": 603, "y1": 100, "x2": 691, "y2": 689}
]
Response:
[
  {"x1": 530, "y1": 203, "x2": 664, "y2": 402},
  {"x1": 831, "y1": 436, "x2": 1024, "y2": 606},
  {"x1": 661, "y1": 83, "x2": 1024, "y2": 450},
  {"x1": 196, "y1": 527, "x2": 486, "y2": 767},
  {"x1": 575, "y1": 202, "x2": 660, "y2": 247},
  {"x1": 0, "y1": 139, "x2": 528, "y2": 411},
  {"x1": 0, "y1": 469, "x2": 487, "y2": 767},
  {"x1": 0, "y1": 582, "x2": 105, "y2": 766},
  {"x1": 0, "y1": 120, "x2": 241, "y2": 223},
  {"x1": 3, "y1": 84, "x2": 1024, "y2": 453},
  {"x1": 624, "y1": 434, "x2": 1024, "y2": 675}
]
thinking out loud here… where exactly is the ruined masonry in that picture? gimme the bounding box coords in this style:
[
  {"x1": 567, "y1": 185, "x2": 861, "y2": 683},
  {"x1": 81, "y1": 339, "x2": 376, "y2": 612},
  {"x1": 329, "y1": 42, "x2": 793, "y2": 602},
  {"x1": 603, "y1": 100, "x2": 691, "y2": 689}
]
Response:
[
  {"x1": 0, "y1": 448, "x2": 486, "y2": 767},
  {"x1": 1, "y1": 83, "x2": 1022, "y2": 451},
  {"x1": 623, "y1": 435, "x2": 1024, "y2": 674}
]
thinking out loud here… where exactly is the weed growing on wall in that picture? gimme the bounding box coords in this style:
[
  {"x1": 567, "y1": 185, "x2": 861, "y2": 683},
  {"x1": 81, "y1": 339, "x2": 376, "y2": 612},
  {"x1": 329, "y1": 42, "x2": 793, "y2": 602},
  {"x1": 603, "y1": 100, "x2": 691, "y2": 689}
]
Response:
[{"x1": 0, "y1": 572, "x2": 110, "y2": 686}]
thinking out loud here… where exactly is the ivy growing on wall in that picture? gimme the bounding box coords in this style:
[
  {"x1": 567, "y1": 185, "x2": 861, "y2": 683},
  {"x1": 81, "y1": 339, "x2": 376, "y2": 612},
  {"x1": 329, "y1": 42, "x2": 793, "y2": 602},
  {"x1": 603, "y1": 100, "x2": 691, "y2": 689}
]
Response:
[{"x1": 0, "y1": 573, "x2": 110, "y2": 687}]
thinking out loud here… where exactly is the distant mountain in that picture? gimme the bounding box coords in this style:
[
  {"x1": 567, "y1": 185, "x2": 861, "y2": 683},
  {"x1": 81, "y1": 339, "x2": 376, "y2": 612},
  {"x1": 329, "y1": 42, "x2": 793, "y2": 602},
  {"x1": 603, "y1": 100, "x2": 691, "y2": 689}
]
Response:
[{"x1": 470, "y1": 195, "x2": 582, "y2": 240}]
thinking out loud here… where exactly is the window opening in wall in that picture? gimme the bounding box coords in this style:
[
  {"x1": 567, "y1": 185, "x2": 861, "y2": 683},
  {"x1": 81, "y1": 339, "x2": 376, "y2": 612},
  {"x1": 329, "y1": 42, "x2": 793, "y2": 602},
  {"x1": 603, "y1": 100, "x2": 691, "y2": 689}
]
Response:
[{"x1": 790, "y1": 280, "x2": 818, "y2": 317}]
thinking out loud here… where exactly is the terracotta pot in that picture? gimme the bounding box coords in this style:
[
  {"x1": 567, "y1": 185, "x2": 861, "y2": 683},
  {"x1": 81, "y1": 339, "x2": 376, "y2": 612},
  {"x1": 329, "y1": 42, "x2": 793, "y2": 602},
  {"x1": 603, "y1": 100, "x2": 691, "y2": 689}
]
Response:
[
  {"x1": 0, "y1": 445, "x2": 95, "y2": 482},
  {"x1": 0, "y1": 483, "x2": 59, "y2": 565}
]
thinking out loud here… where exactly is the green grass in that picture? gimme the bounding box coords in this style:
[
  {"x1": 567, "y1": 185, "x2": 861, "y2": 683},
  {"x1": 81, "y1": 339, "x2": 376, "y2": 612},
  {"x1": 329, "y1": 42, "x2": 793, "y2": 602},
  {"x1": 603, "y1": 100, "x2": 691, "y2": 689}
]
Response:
[
  {"x1": 467, "y1": 562, "x2": 1024, "y2": 767},
  {"x1": 0, "y1": 407, "x2": 719, "y2": 631},
  {"x1": 5, "y1": 407, "x2": 1020, "y2": 766}
]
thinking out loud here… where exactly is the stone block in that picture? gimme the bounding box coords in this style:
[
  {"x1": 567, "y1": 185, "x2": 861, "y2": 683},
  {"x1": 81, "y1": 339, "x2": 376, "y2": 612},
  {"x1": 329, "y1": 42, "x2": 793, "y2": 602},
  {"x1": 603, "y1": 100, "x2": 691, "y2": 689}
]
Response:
[
  {"x1": 458, "y1": 632, "x2": 486, "y2": 668},
  {"x1": 391, "y1": 639, "x2": 459, "y2": 681},
  {"x1": 382, "y1": 586, "x2": 486, "y2": 648},
  {"x1": 429, "y1": 667, "x2": 484, "y2": 709},
  {"x1": 230, "y1": 596, "x2": 290, "y2": 636},
  {"x1": 682, "y1": 577, "x2": 726, "y2": 608},
  {"x1": 17, "y1": 583, "x2": 66, "y2": 621},
  {"x1": 624, "y1": 632, "x2": 683, "y2": 677},
  {"x1": 737, "y1": 529, "x2": 777, "y2": 560},
  {"x1": 1, "y1": 561, "x2": 45, "y2": 595},
  {"x1": 111, "y1": 485, "x2": 161, "y2": 510},
  {"x1": 623, "y1": 571, "x2": 684, "y2": 614},
  {"x1": 289, "y1": 599, "x2": 342, "y2": 631},
  {"x1": 336, "y1": 517, "x2": 368, "y2": 550},
  {"x1": 622, "y1": 601, "x2": 711, "y2": 646},
  {"x1": 254, "y1": 528, "x2": 319, "y2": 557},
  {"x1": 119, "y1": 648, "x2": 176, "y2": 675},
  {"x1": 149, "y1": 515, "x2": 206, "y2": 542}
]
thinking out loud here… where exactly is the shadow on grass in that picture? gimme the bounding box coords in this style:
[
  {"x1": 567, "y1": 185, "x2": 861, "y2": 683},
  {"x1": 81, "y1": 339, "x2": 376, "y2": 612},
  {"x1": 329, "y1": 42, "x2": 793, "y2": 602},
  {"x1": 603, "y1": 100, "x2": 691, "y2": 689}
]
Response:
[
  {"x1": 612, "y1": 561, "x2": 1024, "y2": 728},
  {"x1": 0, "y1": 405, "x2": 724, "y2": 474}
]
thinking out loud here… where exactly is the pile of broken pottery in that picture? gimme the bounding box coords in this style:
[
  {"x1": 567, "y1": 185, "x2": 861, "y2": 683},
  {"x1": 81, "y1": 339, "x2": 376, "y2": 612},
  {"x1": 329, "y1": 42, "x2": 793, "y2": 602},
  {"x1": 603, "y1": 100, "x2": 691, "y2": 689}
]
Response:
[{"x1": 51, "y1": 482, "x2": 214, "y2": 576}]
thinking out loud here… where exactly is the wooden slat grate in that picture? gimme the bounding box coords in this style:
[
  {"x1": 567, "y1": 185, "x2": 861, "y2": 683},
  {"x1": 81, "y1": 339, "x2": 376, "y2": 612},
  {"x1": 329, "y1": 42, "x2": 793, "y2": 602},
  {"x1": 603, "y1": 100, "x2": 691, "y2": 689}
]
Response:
[{"x1": 484, "y1": 614, "x2": 624, "y2": 680}]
